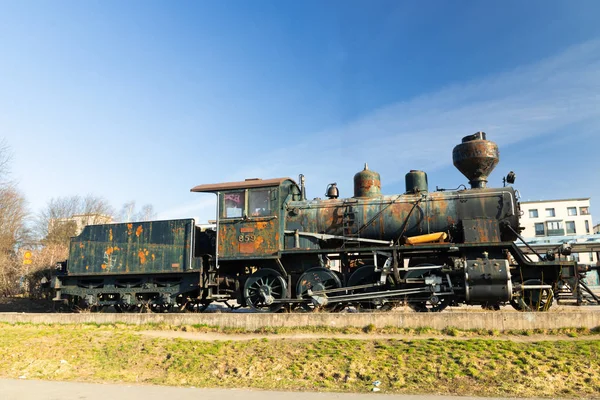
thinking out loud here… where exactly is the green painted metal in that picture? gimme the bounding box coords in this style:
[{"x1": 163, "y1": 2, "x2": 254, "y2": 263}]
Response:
[
  {"x1": 405, "y1": 170, "x2": 428, "y2": 194},
  {"x1": 353, "y1": 164, "x2": 381, "y2": 198},
  {"x1": 214, "y1": 181, "x2": 301, "y2": 260},
  {"x1": 67, "y1": 219, "x2": 196, "y2": 275}
]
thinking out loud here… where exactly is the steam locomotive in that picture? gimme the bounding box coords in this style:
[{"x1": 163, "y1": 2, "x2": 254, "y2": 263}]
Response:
[{"x1": 52, "y1": 132, "x2": 581, "y2": 312}]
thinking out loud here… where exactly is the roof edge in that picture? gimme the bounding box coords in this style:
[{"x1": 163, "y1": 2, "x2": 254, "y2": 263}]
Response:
[{"x1": 191, "y1": 177, "x2": 296, "y2": 193}]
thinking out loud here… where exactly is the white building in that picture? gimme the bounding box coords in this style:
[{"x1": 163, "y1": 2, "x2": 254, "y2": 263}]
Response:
[
  {"x1": 520, "y1": 198, "x2": 596, "y2": 265},
  {"x1": 51, "y1": 213, "x2": 113, "y2": 236},
  {"x1": 521, "y1": 198, "x2": 593, "y2": 238}
]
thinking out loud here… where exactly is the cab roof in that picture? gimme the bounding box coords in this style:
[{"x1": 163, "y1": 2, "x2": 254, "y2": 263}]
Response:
[{"x1": 190, "y1": 177, "x2": 295, "y2": 193}]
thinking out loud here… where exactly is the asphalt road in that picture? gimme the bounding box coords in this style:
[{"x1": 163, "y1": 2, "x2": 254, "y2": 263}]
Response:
[{"x1": 0, "y1": 379, "x2": 573, "y2": 400}]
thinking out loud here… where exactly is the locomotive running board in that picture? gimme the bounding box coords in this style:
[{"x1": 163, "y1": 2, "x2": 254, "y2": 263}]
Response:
[{"x1": 285, "y1": 230, "x2": 393, "y2": 246}]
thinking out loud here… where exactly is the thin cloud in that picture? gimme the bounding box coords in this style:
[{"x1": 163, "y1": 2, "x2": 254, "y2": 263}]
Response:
[
  {"x1": 161, "y1": 39, "x2": 600, "y2": 221},
  {"x1": 259, "y1": 38, "x2": 600, "y2": 188}
]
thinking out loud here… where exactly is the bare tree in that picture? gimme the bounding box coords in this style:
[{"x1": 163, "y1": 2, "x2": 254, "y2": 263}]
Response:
[
  {"x1": 36, "y1": 195, "x2": 114, "y2": 247},
  {"x1": 136, "y1": 204, "x2": 157, "y2": 222},
  {"x1": 118, "y1": 201, "x2": 156, "y2": 222},
  {"x1": 119, "y1": 201, "x2": 136, "y2": 223},
  {"x1": 0, "y1": 139, "x2": 12, "y2": 185},
  {"x1": 0, "y1": 141, "x2": 30, "y2": 296}
]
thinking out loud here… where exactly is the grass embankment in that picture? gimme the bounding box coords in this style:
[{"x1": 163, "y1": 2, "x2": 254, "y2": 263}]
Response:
[{"x1": 0, "y1": 323, "x2": 599, "y2": 397}]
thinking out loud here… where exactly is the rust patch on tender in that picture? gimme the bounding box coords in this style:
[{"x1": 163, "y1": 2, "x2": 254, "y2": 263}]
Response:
[
  {"x1": 101, "y1": 263, "x2": 107, "y2": 269},
  {"x1": 136, "y1": 225, "x2": 143, "y2": 237},
  {"x1": 152, "y1": 254, "x2": 155, "y2": 261},
  {"x1": 79, "y1": 243, "x2": 84, "y2": 249},
  {"x1": 109, "y1": 228, "x2": 113, "y2": 241},
  {"x1": 138, "y1": 250, "x2": 146, "y2": 264},
  {"x1": 127, "y1": 224, "x2": 133, "y2": 235},
  {"x1": 171, "y1": 263, "x2": 180, "y2": 268}
]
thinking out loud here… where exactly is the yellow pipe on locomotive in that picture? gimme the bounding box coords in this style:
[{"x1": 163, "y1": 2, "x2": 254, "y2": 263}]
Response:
[{"x1": 405, "y1": 232, "x2": 448, "y2": 245}]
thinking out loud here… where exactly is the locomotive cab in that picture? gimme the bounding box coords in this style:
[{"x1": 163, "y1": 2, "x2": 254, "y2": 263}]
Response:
[{"x1": 191, "y1": 178, "x2": 301, "y2": 261}]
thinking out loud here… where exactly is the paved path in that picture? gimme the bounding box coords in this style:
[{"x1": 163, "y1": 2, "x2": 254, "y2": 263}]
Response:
[{"x1": 0, "y1": 379, "x2": 575, "y2": 400}]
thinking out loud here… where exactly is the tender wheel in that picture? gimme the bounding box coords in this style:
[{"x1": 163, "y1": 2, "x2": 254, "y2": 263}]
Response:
[
  {"x1": 510, "y1": 279, "x2": 554, "y2": 311},
  {"x1": 347, "y1": 265, "x2": 397, "y2": 311},
  {"x1": 244, "y1": 268, "x2": 287, "y2": 312},
  {"x1": 296, "y1": 267, "x2": 342, "y2": 312}
]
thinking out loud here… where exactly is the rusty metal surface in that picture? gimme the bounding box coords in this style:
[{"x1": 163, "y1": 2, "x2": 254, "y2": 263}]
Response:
[
  {"x1": 452, "y1": 132, "x2": 499, "y2": 189},
  {"x1": 219, "y1": 217, "x2": 280, "y2": 259},
  {"x1": 284, "y1": 187, "x2": 518, "y2": 248},
  {"x1": 67, "y1": 219, "x2": 195, "y2": 274},
  {"x1": 463, "y1": 218, "x2": 501, "y2": 243},
  {"x1": 191, "y1": 178, "x2": 296, "y2": 193},
  {"x1": 353, "y1": 165, "x2": 381, "y2": 198}
]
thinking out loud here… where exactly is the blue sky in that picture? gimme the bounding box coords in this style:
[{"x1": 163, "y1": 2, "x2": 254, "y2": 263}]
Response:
[{"x1": 1, "y1": 1, "x2": 600, "y2": 224}]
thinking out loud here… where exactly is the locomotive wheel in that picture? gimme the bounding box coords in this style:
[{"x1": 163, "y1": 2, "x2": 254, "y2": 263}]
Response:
[
  {"x1": 510, "y1": 279, "x2": 554, "y2": 311},
  {"x1": 408, "y1": 296, "x2": 449, "y2": 313},
  {"x1": 184, "y1": 301, "x2": 212, "y2": 313},
  {"x1": 244, "y1": 268, "x2": 287, "y2": 312},
  {"x1": 296, "y1": 267, "x2": 343, "y2": 312},
  {"x1": 347, "y1": 265, "x2": 397, "y2": 311},
  {"x1": 406, "y1": 265, "x2": 449, "y2": 313}
]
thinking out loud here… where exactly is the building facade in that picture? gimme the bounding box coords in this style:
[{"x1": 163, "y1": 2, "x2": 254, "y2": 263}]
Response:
[
  {"x1": 51, "y1": 213, "x2": 113, "y2": 236},
  {"x1": 520, "y1": 198, "x2": 596, "y2": 265},
  {"x1": 520, "y1": 198, "x2": 593, "y2": 238}
]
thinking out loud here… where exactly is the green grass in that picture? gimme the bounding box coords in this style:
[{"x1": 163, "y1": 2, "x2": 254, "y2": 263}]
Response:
[{"x1": 0, "y1": 323, "x2": 600, "y2": 397}]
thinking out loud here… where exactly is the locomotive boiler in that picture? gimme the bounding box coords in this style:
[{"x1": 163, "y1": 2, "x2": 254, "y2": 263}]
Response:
[{"x1": 52, "y1": 132, "x2": 580, "y2": 313}]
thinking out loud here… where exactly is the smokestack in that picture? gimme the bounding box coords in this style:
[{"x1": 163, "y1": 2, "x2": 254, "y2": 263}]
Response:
[{"x1": 452, "y1": 132, "x2": 499, "y2": 189}]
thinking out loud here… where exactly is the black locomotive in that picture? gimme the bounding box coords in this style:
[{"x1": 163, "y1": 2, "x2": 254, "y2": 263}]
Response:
[{"x1": 52, "y1": 132, "x2": 581, "y2": 312}]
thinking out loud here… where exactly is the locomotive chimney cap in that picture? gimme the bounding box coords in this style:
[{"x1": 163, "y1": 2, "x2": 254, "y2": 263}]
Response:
[{"x1": 462, "y1": 131, "x2": 487, "y2": 142}]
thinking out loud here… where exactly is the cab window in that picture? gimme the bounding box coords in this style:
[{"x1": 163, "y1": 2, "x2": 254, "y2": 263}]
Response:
[
  {"x1": 249, "y1": 189, "x2": 272, "y2": 216},
  {"x1": 223, "y1": 191, "x2": 245, "y2": 218}
]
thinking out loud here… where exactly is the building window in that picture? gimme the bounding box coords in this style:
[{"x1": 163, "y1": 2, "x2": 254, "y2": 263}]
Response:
[
  {"x1": 567, "y1": 207, "x2": 577, "y2": 216},
  {"x1": 580, "y1": 206, "x2": 590, "y2": 215},
  {"x1": 572, "y1": 253, "x2": 579, "y2": 262},
  {"x1": 534, "y1": 223, "x2": 545, "y2": 236},
  {"x1": 589, "y1": 252, "x2": 594, "y2": 262},
  {"x1": 546, "y1": 221, "x2": 564, "y2": 236},
  {"x1": 585, "y1": 220, "x2": 590, "y2": 233},
  {"x1": 545, "y1": 208, "x2": 555, "y2": 217},
  {"x1": 566, "y1": 221, "x2": 576, "y2": 234},
  {"x1": 528, "y1": 209, "x2": 538, "y2": 218}
]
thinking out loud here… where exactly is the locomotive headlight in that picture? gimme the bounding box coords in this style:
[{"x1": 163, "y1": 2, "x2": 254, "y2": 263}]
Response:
[{"x1": 506, "y1": 171, "x2": 516, "y2": 184}]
